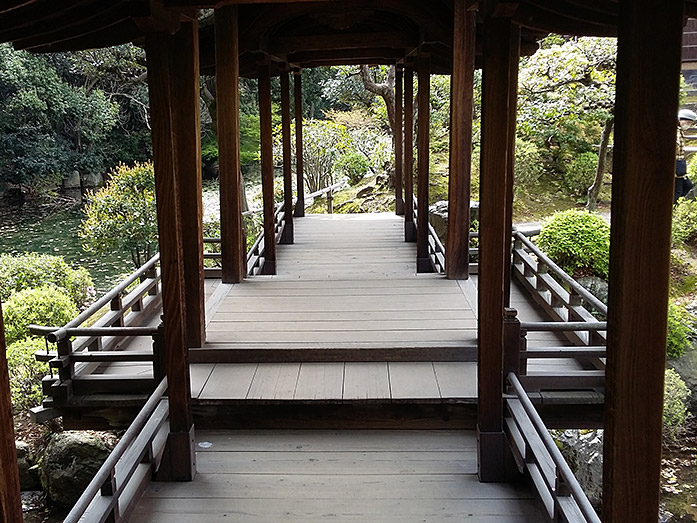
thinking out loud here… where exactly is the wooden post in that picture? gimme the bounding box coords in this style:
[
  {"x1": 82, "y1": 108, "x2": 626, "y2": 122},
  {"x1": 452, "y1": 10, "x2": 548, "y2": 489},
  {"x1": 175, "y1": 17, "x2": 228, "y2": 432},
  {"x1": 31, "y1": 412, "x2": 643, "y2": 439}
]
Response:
[
  {"x1": 280, "y1": 71, "x2": 294, "y2": 244},
  {"x1": 172, "y1": 20, "x2": 205, "y2": 348},
  {"x1": 0, "y1": 302, "x2": 22, "y2": 523},
  {"x1": 477, "y1": 13, "x2": 518, "y2": 483},
  {"x1": 394, "y1": 65, "x2": 405, "y2": 216},
  {"x1": 258, "y1": 64, "x2": 277, "y2": 275},
  {"x1": 603, "y1": 1, "x2": 684, "y2": 520},
  {"x1": 216, "y1": 5, "x2": 245, "y2": 284},
  {"x1": 503, "y1": 27, "x2": 520, "y2": 306},
  {"x1": 146, "y1": 30, "x2": 195, "y2": 482},
  {"x1": 416, "y1": 55, "x2": 433, "y2": 273},
  {"x1": 293, "y1": 71, "x2": 305, "y2": 218},
  {"x1": 404, "y1": 65, "x2": 416, "y2": 242},
  {"x1": 446, "y1": 1, "x2": 476, "y2": 280}
]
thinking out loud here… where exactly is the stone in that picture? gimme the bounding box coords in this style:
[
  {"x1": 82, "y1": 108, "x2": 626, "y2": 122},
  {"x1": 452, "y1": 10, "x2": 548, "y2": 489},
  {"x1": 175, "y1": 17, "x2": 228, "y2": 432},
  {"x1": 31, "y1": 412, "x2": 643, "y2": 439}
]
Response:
[
  {"x1": 81, "y1": 171, "x2": 104, "y2": 189},
  {"x1": 576, "y1": 276, "x2": 609, "y2": 306},
  {"x1": 553, "y1": 429, "x2": 604, "y2": 511},
  {"x1": 356, "y1": 185, "x2": 374, "y2": 198},
  {"x1": 16, "y1": 440, "x2": 41, "y2": 491},
  {"x1": 429, "y1": 200, "x2": 450, "y2": 242},
  {"x1": 668, "y1": 346, "x2": 697, "y2": 413},
  {"x1": 62, "y1": 171, "x2": 81, "y2": 190},
  {"x1": 39, "y1": 432, "x2": 111, "y2": 508}
]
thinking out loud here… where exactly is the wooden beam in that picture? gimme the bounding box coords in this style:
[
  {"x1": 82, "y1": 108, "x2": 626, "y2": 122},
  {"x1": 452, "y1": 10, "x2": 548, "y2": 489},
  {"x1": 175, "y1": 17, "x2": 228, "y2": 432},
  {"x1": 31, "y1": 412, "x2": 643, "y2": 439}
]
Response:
[
  {"x1": 293, "y1": 71, "x2": 305, "y2": 218},
  {"x1": 0, "y1": 0, "x2": 95, "y2": 41},
  {"x1": 404, "y1": 65, "x2": 416, "y2": 242},
  {"x1": 287, "y1": 48, "x2": 405, "y2": 64},
  {"x1": 416, "y1": 55, "x2": 433, "y2": 273},
  {"x1": 171, "y1": 20, "x2": 206, "y2": 349},
  {"x1": 280, "y1": 71, "x2": 295, "y2": 244},
  {"x1": 446, "y1": 1, "x2": 475, "y2": 280},
  {"x1": 603, "y1": 0, "x2": 684, "y2": 520},
  {"x1": 216, "y1": 5, "x2": 246, "y2": 284},
  {"x1": 477, "y1": 14, "x2": 518, "y2": 482},
  {"x1": 258, "y1": 64, "x2": 277, "y2": 275},
  {"x1": 513, "y1": 3, "x2": 616, "y2": 37},
  {"x1": 20, "y1": 18, "x2": 142, "y2": 52},
  {"x1": 0, "y1": 302, "x2": 22, "y2": 523},
  {"x1": 394, "y1": 65, "x2": 405, "y2": 216},
  {"x1": 145, "y1": 30, "x2": 195, "y2": 482},
  {"x1": 269, "y1": 32, "x2": 414, "y2": 54},
  {"x1": 503, "y1": 25, "x2": 520, "y2": 306}
]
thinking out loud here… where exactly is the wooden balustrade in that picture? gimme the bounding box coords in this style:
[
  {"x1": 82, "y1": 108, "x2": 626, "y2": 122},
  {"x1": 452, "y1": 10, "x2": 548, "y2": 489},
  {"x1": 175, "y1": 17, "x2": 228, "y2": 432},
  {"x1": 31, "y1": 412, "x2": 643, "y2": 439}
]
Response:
[
  {"x1": 63, "y1": 378, "x2": 170, "y2": 523},
  {"x1": 505, "y1": 373, "x2": 601, "y2": 523}
]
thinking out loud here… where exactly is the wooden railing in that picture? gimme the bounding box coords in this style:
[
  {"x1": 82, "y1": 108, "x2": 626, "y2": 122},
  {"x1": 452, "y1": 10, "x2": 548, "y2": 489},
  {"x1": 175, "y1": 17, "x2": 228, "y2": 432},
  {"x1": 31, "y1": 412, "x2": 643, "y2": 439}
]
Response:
[
  {"x1": 63, "y1": 378, "x2": 170, "y2": 523},
  {"x1": 505, "y1": 373, "x2": 601, "y2": 523},
  {"x1": 29, "y1": 254, "x2": 163, "y2": 419}
]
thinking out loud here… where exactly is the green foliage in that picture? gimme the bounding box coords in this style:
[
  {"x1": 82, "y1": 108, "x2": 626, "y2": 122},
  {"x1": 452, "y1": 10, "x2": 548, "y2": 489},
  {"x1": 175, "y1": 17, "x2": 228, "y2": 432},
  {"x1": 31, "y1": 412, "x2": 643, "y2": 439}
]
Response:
[
  {"x1": 537, "y1": 209, "x2": 610, "y2": 278},
  {"x1": 0, "y1": 253, "x2": 95, "y2": 310},
  {"x1": 3, "y1": 286, "x2": 78, "y2": 344},
  {"x1": 667, "y1": 303, "x2": 694, "y2": 359},
  {"x1": 80, "y1": 162, "x2": 158, "y2": 268},
  {"x1": 6, "y1": 337, "x2": 49, "y2": 412},
  {"x1": 335, "y1": 152, "x2": 369, "y2": 185},
  {"x1": 561, "y1": 151, "x2": 599, "y2": 198},
  {"x1": 672, "y1": 198, "x2": 697, "y2": 247},
  {"x1": 663, "y1": 368, "x2": 691, "y2": 441},
  {"x1": 0, "y1": 44, "x2": 120, "y2": 191},
  {"x1": 514, "y1": 139, "x2": 545, "y2": 195}
]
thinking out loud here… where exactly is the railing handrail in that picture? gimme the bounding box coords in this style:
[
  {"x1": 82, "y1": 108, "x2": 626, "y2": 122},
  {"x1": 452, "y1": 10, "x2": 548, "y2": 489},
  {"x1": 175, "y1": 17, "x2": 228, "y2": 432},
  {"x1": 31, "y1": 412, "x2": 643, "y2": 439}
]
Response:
[
  {"x1": 64, "y1": 377, "x2": 168, "y2": 523},
  {"x1": 65, "y1": 253, "x2": 161, "y2": 330},
  {"x1": 29, "y1": 325, "x2": 158, "y2": 343},
  {"x1": 507, "y1": 372, "x2": 601, "y2": 523},
  {"x1": 520, "y1": 321, "x2": 607, "y2": 332},
  {"x1": 514, "y1": 231, "x2": 607, "y2": 315}
]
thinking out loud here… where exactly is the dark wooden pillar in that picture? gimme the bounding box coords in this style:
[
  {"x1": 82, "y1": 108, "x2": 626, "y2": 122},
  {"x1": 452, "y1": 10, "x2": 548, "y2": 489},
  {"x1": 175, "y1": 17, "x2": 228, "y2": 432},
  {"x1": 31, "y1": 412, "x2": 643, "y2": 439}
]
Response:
[
  {"x1": 146, "y1": 30, "x2": 195, "y2": 481},
  {"x1": 258, "y1": 64, "x2": 277, "y2": 275},
  {"x1": 280, "y1": 71, "x2": 294, "y2": 244},
  {"x1": 446, "y1": 1, "x2": 476, "y2": 280},
  {"x1": 172, "y1": 21, "x2": 205, "y2": 348},
  {"x1": 603, "y1": 0, "x2": 684, "y2": 520},
  {"x1": 395, "y1": 65, "x2": 405, "y2": 216},
  {"x1": 216, "y1": 5, "x2": 245, "y2": 283},
  {"x1": 416, "y1": 56, "x2": 433, "y2": 273},
  {"x1": 293, "y1": 71, "x2": 305, "y2": 218},
  {"x1": 404, "y1": 65, "x2": 416, "y2": 242},
  {"x1": 477, "y1": 13, "x2": 518, "y2": 482},
  {"x1": 503, "y1": 27, "x2": 520, "y2": 306},
  {"x1": 0, "y1": 303, "x2": 22, "y2": 523}
]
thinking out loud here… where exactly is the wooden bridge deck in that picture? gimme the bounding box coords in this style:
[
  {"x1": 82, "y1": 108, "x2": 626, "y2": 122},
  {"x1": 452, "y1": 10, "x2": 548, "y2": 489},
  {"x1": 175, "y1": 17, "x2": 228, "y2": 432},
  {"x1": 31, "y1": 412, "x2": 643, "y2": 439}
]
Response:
[{"x1": 132, "y1": 429, "x2": 545, "y2": 522}]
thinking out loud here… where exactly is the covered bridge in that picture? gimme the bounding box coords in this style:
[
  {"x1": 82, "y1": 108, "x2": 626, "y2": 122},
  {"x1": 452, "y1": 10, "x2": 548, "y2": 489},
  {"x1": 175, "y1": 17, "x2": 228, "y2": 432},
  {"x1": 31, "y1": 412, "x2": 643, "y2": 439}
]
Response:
[{"x1": 0, "y1": 1, "x2": 693, "y2": 521}]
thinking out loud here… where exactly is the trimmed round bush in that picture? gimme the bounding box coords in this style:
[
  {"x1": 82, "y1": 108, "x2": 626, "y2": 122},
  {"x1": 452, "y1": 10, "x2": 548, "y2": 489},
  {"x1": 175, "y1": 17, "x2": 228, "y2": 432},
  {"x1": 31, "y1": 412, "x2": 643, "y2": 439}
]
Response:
[
  {"x1": 664, "y1": 368, "x2": 691, "y2": 441},
  {"x1": 672, "y1": 197, "x2": 697, "y2": 247},
  {"x1": 3, "y1": 286, "x2": 78, "y2": 344},
  {"x1": 335, "y1": 152, "x2": 370, "y2": 185},
  {"x1": 0, "y1": 253, "x2": 95, "y2": 310},
  {"x1": 536, "y1": 209, "x2": 610, "y2": 278},
  {"x1": 667, "y1": 303, "x2": 694, "y2": 359},
  {"x1": 6, "y1": 337, "x2": 49, "y2": 412}
]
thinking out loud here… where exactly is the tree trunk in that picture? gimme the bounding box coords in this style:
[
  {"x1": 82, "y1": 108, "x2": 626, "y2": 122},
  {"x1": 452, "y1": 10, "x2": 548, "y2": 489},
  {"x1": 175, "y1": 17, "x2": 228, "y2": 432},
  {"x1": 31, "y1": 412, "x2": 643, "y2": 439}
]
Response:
[
  {"x1": 587, "y1": 116, "x2": 614, "y2": 211},
  {"x1": 359, "y1": 65, "x2": 396, "y2": 137}
]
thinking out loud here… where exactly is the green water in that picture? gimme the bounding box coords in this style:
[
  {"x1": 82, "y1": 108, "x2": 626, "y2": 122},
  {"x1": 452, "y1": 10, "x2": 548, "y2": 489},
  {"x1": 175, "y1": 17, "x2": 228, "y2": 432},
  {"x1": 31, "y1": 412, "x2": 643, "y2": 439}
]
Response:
[{"x1": 0, "y1": 204, "x2": 135, "y2": 295}]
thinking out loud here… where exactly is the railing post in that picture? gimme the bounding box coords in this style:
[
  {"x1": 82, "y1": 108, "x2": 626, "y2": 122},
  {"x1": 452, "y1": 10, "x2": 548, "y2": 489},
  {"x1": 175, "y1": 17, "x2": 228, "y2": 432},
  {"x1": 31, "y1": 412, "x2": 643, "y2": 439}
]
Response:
[
  {"x1": 327, "y1": 188, "x2": 333, "y2": 214},
  {"x1": 53, "y1": 337, "x2": 74, "y2": 404},
  {"x1": 111, "y1": 294, "x2": 124, "y2": 327},
  {"x1": 146, "y1": 265, "x2": 158, "y2": 296},
  {"x1": 503, "y1": 308, "x2": 521, "y2": 378},
  {"x1": 153, "y1": 323, "x2": 167, "y2": 381}
]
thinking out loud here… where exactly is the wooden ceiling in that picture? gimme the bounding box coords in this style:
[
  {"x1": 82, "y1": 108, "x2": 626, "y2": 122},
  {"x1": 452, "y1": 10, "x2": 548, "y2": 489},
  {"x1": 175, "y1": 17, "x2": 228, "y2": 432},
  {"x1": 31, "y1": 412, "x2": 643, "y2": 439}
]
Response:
[{"x1": 1, "y1": 0, "x2": 696, "y2": 76}]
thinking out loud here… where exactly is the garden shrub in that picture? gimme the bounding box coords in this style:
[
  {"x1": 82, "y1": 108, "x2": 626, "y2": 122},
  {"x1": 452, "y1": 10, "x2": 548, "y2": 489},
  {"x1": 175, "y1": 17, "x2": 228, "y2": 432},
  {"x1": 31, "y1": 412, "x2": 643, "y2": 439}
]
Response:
[
  {"x1": 663, "y1": 368, "x2": 691, "y2": 441},
  {"x1": 560, "y1": 151, "x2": 599, "y2": 198},
  {"x1": 3, "y1": 286, "x2": 78, "y2": 344},
  {"x1": 0, "y1": 253, "x2": 95, "y2": 310},
  {"x1": 6, "y1": 337, "x2": 49, "y2": 412},
  {"x1": 514, "y1": 139, "x2": 545, "y2": 195},
  {"x1": 335, "y1": 152, "x2": 370, "y2": 185},
  {"x1": 672, "y1": 197, "x2": 697, "y2": 247},
  {"x1": 667, "y1": 302, "x2": 694, "y2": 359},
  {"x1": 536, "y1": 209, "x2": 610, "y2": 278}
]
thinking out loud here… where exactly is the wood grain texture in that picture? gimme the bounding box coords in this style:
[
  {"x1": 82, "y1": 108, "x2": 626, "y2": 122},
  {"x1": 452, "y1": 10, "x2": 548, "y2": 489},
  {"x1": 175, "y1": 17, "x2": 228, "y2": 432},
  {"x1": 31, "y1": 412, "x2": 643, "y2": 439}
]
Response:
[
  {"x1": 416, "y1": 56, "x2": 431, "y2": 272},
  {"x1": 280, "y1": 71, "x2": 294, "y2": 243},
  {"x1": 0, "y1": 304, "x2": 22, "y2": 523},
  {"x1": 293, "y1": 72, "x2": 305, "y2": 217},
  {"x1": 215, "y1": 6, "x2": 245, "y2": 283},
  {"x1": 403, "y1": 66, "x2": 415, "y2": 239},
  {"x1": 446, "y1": 2, "x2": 475, "y2": 280},
  {"x1": 258, "y1": 64, "x2": 276, "y2": 274},
  {"x1": 603, "y1": 1, "x2": 684, "y2": 521}
]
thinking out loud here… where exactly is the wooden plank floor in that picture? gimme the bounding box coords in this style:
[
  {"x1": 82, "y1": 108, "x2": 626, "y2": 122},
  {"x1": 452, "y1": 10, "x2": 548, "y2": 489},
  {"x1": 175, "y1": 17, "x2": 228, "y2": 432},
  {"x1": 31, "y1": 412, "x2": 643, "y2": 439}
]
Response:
[{"x1": 132, "y1": 429, "x2": 545, "y2": 522}]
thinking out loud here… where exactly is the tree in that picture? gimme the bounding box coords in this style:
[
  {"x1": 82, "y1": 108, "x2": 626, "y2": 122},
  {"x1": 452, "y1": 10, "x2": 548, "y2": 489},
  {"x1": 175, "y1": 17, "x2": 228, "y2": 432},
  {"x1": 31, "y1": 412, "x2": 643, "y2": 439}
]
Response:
[{"x1": 79, "y1": 162, "x2": 158, "y2": 268}]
